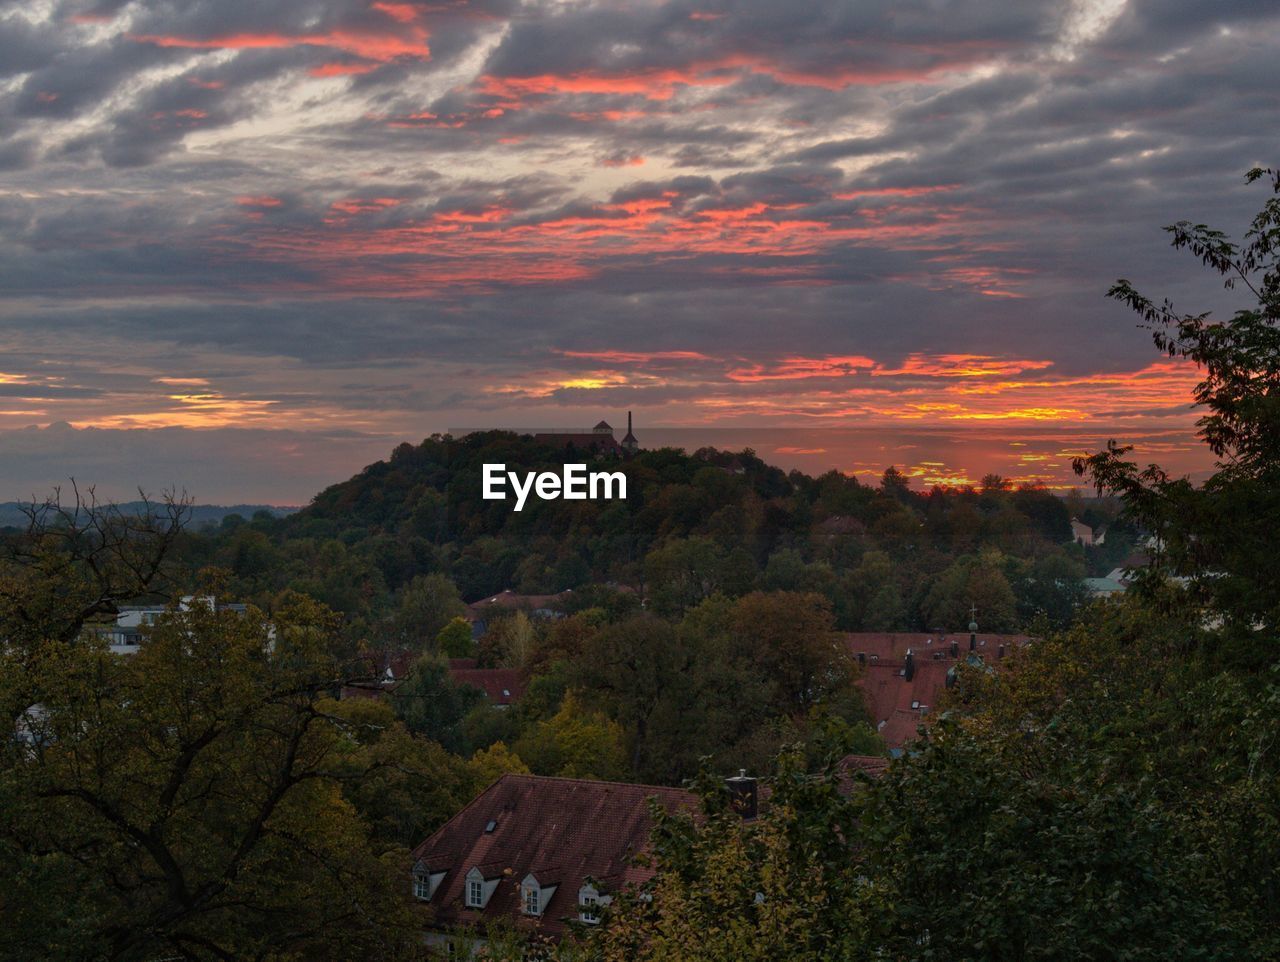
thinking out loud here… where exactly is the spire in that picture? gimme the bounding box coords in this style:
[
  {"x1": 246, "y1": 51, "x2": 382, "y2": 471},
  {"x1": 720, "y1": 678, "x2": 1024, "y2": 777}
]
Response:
[{"x1": 621, "y1": 410, "x2": 638, "y2": 452}]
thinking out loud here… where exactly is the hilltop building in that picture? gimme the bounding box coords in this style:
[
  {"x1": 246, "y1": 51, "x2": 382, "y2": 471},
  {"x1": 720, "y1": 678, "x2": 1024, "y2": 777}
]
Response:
[
  {"x1": 533, "y1": 420, "x2": 622, "y2": 455},
  {"x1": 449, "y1": 414, "x2": 639, "y2": 457},
  {"x1": 621, "y1": 410, "x2": 638, "y2": 454}
]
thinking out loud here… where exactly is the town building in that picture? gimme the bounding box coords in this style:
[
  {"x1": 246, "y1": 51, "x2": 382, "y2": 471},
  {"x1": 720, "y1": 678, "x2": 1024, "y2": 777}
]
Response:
[
  {"x1": 410, "y1": 773, "x2": 698, "y2": 954},
  {"x1": 1070, "y1": 517, "x2": 1096, "y2": 546},
  {"x1": 465, "y1": 589, "x2": 571, "y2": 638},
  {"x1": 96, "y1": 596, "x2": 248, "y2": 655},
  {"x1": 847, "y1": 628, "x2": 1031, "y2": 753},
  {"x1": 620, "y1": 410, "x2": 638, "y2": 454},
  {"x1": 447, "y1": 659, "x2": 526, "y2": 708},
  {"x1": 338, "y1": 651, "x2": 527, "y2": 709},
  {"x1": 409, "y1": 758, "x2": 885, "y2": 954},
  {"x1": 532, "y1": 421, "x2": 622, "y2": 456}
]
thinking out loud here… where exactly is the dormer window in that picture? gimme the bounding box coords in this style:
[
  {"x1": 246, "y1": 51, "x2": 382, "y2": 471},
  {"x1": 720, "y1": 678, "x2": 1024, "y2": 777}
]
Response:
[
  {"x1": 464, "y1": 866, "x2": 498, "y2": 909},
  {"x1": 411, "y1": 861, "x2": 445, "y2": 901},
  {"x1": 578, "y1": 883, "x2": 607, "y2": 924},
  {"x1": 413, "y1": 872, "x2": 431, "y2": 900},
  {"x1": 519, "y1": 872, "x2": 557, "y2": 917}
]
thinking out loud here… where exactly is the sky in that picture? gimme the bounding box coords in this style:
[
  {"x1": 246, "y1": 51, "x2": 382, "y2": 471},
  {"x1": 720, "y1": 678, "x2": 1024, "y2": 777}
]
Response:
[{"x1": 1, "y1": 0, "x2": 1276, "y2": 503}]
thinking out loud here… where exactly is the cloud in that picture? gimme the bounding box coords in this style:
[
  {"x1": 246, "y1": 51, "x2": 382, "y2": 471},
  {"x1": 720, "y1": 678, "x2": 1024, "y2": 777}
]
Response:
[{"x1": 0, "y1": 0, "x2": 1274, "y2": 498}]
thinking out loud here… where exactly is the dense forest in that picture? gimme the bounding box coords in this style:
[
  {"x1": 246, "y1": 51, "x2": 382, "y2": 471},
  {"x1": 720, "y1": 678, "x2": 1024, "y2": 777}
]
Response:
[
  {"x1": 174, "y1": 432, "x2": 1131, "y2": 637},
  {"x1": 146, "y1": 432, "x2": 1134, "y2": 787}
]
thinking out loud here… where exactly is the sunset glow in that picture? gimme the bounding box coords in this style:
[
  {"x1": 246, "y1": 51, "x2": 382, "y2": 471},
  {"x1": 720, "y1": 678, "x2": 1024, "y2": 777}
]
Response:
[{"x1": 1, "y1": 0, "x2": 1270, "y2": 501}]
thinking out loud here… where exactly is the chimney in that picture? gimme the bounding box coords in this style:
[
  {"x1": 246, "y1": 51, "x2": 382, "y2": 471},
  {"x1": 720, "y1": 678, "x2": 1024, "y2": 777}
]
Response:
[
  {"x1": 726, "y1": 770, "x2": 758, "y2": 820},
  {"x1": 904, "y1": 649, "x2": 915, "y2": 681}
]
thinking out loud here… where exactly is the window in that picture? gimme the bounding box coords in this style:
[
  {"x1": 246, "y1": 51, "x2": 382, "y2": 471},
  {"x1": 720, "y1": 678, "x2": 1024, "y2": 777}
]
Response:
[
  {"x1": 467, "y1": 879, "x2": 484, "y2": 908},
  {"x1": 413, "y1": 874, "x2": 431, "y2": 900},
  {"x1": 579, "y1": 891, "x2": 600, "y2": 924},
  {"x1": 523, "y1": 884, "x2": 541, "y2": 916}
]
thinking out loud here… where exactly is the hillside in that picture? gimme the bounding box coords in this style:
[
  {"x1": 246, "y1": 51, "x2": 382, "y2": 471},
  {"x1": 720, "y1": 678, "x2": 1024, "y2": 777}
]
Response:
[{"x1": 176, "y1": 432, "x2": 1118, "y2": 637}]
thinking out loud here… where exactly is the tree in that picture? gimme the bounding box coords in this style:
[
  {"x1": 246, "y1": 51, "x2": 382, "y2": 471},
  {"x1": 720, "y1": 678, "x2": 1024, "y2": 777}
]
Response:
[
  {"x1": 0, "y1": 595, "x2": 421, "y2": 961},
  {"x1": 595, "y1": 751, "x2": 873, "y2": 962},
  {"x1": 436, "y1": 615, "x2": 476, "y2": 658},
  {"x1": 389, "y1": 572, "x2": 466, "y2": 649},
  {"x1": 392, "y1": 653, "x2": 486, "y2": 754},
  {"x1": 0, "y1": 484, "x2": 189, "y2": 649},
  {"x1": 326, "y1": 695, "x2": 474, "y2": 853},
  {"x1": 1078, "y1": 167, "x2": 1280, "y2": 633},
  {"x1": 512, "y1": 694, "x2": 628, "y2": 780},
  {"x1": 880, "y1": 465, "x2": 912, "y2": 501},
  {"x1": 728, "y1": 592, "x2": 853, "y2": 717},
  {"x1": 569, "y1": 615, "x2": 695, "y2": 778},
  {"x1": 645, "y1": 537, "x2": 755, "y2": 616},
  {"x1": 920, "y1": 555, "x2": 1018, "y2": 632}
]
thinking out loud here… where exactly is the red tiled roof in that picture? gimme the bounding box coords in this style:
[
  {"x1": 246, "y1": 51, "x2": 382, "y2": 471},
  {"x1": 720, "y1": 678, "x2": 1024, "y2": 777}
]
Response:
[
  {"x1": 411, "y1": 774, "x2": 696, "y2": 939},
  {"x1": 858, "y1": 659, "x2": 956, "y2": 750},
  {"x1": 855, "y1": 636, "x2": 1027, "y2": 750},
  {"x1": 449, "y1": 666, "x2": 526, "y2": 706},
  {"x1": 844, "y1": 631, "x2": 1030, "y2": 664},
  {"x1": 467, "y1": 589, "x2": 571, "y2": 612},
  {"x1": 837, "y1": 754, "x2": 891, "y2": 781},
  {"x1": 339, "y1": 648, "x2": 420, "y2": 701}
]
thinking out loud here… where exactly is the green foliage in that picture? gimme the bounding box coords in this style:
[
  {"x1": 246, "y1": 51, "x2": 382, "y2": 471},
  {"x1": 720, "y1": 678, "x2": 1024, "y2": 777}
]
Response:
[
  {"x1": 0, "y1": 597, "x2": 423, "y2": 961},
  {"x1": 591, "y1": 168, "x2": 1280, "y2": 962},
  {"x1": 391, "y1": 572, "x2": 466, "y2": 650},
  {"x1": 392, "y1": 653, "x2": 486, "y2": 754},
  {"x1": 512, "y1": 693, "x2": 629, "y2": 780},
  {"x1": 1080, "y1": 167, "x2": 1280, "y2": 632},
  {"x1": 436, "y1": 615, "x2": 476, "y2": 657}
]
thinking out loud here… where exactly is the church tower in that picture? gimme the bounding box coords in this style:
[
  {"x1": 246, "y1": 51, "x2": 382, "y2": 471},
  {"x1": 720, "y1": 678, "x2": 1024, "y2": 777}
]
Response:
[{"x1": 621, "y1": 411, "x2": 638, "y2": 454}]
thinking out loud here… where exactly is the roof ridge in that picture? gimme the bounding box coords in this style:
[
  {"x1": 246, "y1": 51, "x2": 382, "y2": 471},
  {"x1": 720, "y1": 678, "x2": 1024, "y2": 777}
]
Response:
[
  {"x1": 412, "y1": 772, "x2": 695, "y2": 857},
  {"x1": 502, "y1": 772, "x2": 695, "y2": 794}
]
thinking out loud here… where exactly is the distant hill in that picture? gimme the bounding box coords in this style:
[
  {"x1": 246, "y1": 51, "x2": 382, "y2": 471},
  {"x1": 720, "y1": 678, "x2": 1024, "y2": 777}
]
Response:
[{"x1": 0, "y1": 501, "x2": 298, "y2": 531}]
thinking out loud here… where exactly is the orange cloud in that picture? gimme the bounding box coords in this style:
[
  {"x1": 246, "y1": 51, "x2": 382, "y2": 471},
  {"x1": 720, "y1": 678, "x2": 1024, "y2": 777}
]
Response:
[
  {"x1": 131, "y1": 24, "x2": 430, "y2": 64},
  {"x1": 835, "y1": 185, "x2": 959, "y2": 199},
  {"x1": 372, "y1": 2, "x2": 419, "y2": 23},
  {"x1": 559, "y1": 350, "x2": 713, "y2": 363},
  {"x1": 879, "y1": 354, "x2": 1056, "y2": 378},
  {"x1": 475, "y1": 48, "x2": 999, "y2": 105},
  {"x1": 728, "y1": 356, "x2": 878, "y2": 382},
  {"x1": 329, "y1": 197, "x2": 404, "y2": 215}
]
